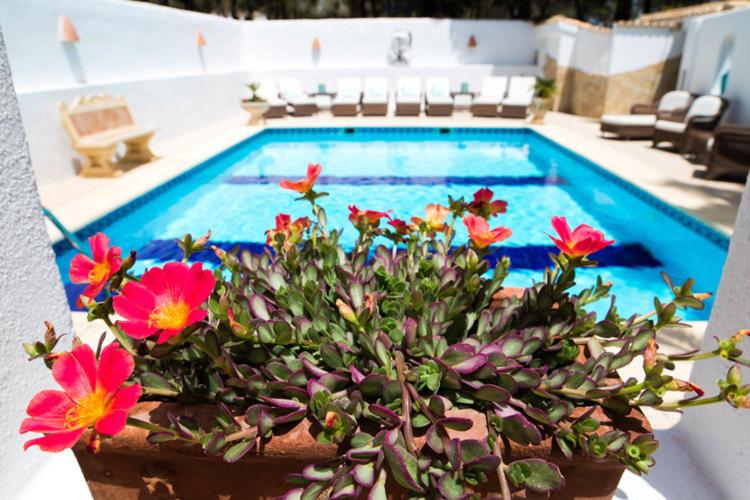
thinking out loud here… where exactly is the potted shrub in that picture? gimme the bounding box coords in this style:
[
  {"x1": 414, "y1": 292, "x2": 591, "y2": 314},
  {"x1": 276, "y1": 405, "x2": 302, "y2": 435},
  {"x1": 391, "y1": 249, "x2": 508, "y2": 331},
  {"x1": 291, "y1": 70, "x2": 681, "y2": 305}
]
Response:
[
  {"x1": 531, "y1": 78, "x2": 557, "y2": 124},
  {"x1": 241, "y1": 82, "x2": 270, "y2": 125},
  {"x1": 20, "y1": 164, "x2": 750, "y2": 499}
]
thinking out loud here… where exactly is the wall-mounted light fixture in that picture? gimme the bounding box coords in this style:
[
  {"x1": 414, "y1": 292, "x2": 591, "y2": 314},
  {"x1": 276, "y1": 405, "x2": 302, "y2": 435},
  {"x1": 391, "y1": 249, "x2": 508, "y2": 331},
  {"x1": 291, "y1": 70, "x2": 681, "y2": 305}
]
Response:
[
  {"x1": 197, "y1": 30, "x2": 207, "y2": 47},
  {"x1": 312, "y1": 37, "x2": 321, "y2": 51},
  {"x1": 58, "y1": 15, "x2": 80, "y2": 43},
  {"x1": 467, "y1": 35, "x2": 477, "y2": 48}
]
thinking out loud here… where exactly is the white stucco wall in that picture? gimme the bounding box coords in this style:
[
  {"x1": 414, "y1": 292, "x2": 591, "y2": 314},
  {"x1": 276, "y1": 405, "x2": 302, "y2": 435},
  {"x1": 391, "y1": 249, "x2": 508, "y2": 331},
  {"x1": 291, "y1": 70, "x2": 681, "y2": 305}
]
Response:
[
  {"x1": 676, "y1": 179, "x2": 750, "y2": 500},
  {"x1": 0, "y1": 28, "x2": 88, "y2": 499},
  {"x1": 609, "y1": 25, "x2": 683, "y2": 74},
  {"x1": 679, "y1": 7, "x2": 750, "y2": 123}
]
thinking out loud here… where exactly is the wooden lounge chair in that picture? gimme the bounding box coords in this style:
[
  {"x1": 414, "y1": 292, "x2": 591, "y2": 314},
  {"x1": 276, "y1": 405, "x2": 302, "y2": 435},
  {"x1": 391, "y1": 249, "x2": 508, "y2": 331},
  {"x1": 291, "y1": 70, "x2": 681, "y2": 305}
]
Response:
[
  {"x1": 255, "y1": 79, "x2": 287, "y2": 119},
  {"x1": 59, "y1": 94, "x2": 157, "y2": 178},
  {"x1": 653, "y1": 95, "x2": 728, "y2": 152},
  {"x1": 331, "y1": 78, "x2": 362, "y2": 116},
  {"x1": 705, "y1": 124, "x2": 750, "y2": 182},
  {"x1": 471, "y1": 76, "x2": 508, "y2": 117},
  {"x1": 362, "y1": 77, "x2": 389, "y2": 116},
  {"x1": 600, "y1": 90, "x2": 693, "y2": 139},
  {"x1": 395, "y1": 77, "x2": 422, "y2": 116},
  {"x1": 278, "y1": 78, "x2": 318, "y2": 116},
  {"x1": 425, "y1": 77, "x2": 454, "y2": 116},
  {"x1": 501, "y1": 76, "x2": 536, "y2": 118}
]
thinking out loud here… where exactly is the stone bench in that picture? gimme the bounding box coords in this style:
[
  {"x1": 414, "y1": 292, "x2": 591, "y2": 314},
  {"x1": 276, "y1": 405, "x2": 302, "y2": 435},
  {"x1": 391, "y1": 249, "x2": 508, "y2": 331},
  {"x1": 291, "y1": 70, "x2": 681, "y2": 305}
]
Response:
[{"x1": 59, "y1": 94, "x2": 158, "y2": 177}]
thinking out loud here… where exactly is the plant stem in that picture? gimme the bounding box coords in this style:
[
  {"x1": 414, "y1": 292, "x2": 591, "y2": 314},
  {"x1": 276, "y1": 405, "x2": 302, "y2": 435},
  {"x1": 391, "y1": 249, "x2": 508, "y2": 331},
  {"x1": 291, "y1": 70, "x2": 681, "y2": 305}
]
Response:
[
  {"x1": 125, "y1": 417, "x2": 199, "y2": 444},
  {"x1": 486, "y1": 411, "x2": 511, "y2": 500},
  {"x1": 655, "y1": 394, "x2": 724, "y2": 411},
  {"x1": 668, "y1": 350, "x2": 719, "y2": 362},
  {"x1": 395, "y1": 351, "x2": 416, "y2": 455},
  {"x1": 102, "y1": 316, "x2": 136, "y2": 356},
  {"x1": 226, "y1": 425, "x2": 259, "y2": 443}
]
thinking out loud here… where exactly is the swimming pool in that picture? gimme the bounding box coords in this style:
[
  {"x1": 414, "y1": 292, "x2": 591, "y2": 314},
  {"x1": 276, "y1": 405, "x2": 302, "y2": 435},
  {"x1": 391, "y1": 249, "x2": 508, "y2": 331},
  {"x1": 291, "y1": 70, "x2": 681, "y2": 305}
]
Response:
[{"x1": 52, "y1": 127, "x2": 729, "y2": 320}]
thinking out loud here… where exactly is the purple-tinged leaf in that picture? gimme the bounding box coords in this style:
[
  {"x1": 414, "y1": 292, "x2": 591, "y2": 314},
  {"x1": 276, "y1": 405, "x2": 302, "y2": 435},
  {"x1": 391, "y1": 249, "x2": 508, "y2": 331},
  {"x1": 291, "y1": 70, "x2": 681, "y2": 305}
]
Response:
[
  {"x1": 222, "y1": 439, "x2": 255, "y2": 463},
  {"x1": 438, "y1": 417, "x2": 473, "y2": 431},
  {"x1": 350, "y1": 365, "x2": 365, "y2": 385},
  {"x1": 425, "y1": 425, "x2": 444, "y2": 454},
  {"x1": 353, "y1": 463, "x2": 376, "y2": 487},
  {"x1": 495, "y1": 406, "x2": 542, "y2": 445},
  {"x1": 441, "y1": 344, "x2": 476, "y2": 365},
  {"x1": 319, "y1": 372, "x2": 349, "y2": 392},
  {"x1": 507, "y1": 459, "x2": 565, "y2": 493},
  {"x1": 369, "y1": 404, "x2": 401, "y2": 427},
  {"x1": 367, "y1": 469, "x2": 387, "y2": 500},
  {"x1": 445, "y1": 438, "x2": 462, "y2": 471},
  {"x1": 451, "y1": 354, "x2": 488, "y2": 374},
  {"x1": 404, "y1": 317, "x2": 417, "y2": 347},
  {"x1": 474, "y1": 384, "x2": 511, "y2": 403},
  {"x1": 273, "y1": 409, "x2": 306, "y2": 426},
  {"x1": 306, "y1": 379, "x2": 329, "y2": 396},
  {"x1": 258, "y1": 409, "x2": 274, "y2": 436},
  {"x1": 300, "y1": 357, "x2": 329, "y2": 378},
  {"x1": 259, "y1": 396, "x2": 304, "y2": 409},
  {"x1": 347, "y1": 447, "x2": 381, "y2": 462},
  {"x1": 302, "y1": 464, "x2": 337, "y2": 481},
  {"x1": 383, "y1": 443, "x2": 423, "y2": 492},
  {"x1": 248, "y1": 294, "x2": 271, "y2": 321},
  {"x1": 331, "y1": 473, "x2": 356, "y2": 499},
  {"x1": 276, "y1": 488, "x2": 303, "y2": 500},
  {"x1": 437, "y1": 473, "x2": 463, "y2": 499}
]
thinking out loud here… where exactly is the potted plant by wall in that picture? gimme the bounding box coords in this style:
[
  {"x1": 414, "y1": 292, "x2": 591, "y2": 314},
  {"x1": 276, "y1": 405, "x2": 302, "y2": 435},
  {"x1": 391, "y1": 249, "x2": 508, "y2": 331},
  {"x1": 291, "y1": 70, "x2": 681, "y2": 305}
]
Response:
[
  {"x1": 241, "y1": 82, "x2": 271, "y2": 125},
  {"x1": 531, "y1": 78, "x2": 558, "y2": 124},
  {"x1": 20, "y1": 164, "x2": 749, "y2": 499}
]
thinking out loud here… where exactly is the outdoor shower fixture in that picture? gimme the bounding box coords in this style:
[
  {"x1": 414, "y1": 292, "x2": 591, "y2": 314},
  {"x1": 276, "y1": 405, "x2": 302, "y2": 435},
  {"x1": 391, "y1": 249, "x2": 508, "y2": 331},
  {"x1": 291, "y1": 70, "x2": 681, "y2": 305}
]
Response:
[{"x1": 389, "y1": 29, "x2": 412, "y2": 66}]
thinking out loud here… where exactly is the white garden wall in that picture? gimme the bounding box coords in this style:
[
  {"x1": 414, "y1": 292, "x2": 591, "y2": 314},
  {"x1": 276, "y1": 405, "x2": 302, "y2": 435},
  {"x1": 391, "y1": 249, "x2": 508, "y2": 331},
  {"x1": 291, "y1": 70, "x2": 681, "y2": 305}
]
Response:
[{"x1": 679, "y1": 7, "x2": 750, "y2": 123}]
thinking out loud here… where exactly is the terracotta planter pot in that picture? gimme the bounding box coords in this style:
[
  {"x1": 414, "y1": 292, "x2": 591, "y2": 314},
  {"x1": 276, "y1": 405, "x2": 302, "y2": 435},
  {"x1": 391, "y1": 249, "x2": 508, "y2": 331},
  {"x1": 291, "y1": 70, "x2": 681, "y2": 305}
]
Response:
[
  {"x1": 241, "y1": 101, "x2": 271, "y2": 125},
  {"x1": 73, "y1": 401, "x2": 650, "y2": 499}
]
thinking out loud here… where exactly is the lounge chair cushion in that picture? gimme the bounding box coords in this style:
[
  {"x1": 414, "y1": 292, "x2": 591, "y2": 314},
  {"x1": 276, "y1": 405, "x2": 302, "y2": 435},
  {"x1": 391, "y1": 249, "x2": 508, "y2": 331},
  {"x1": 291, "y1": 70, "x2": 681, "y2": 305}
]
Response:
[
  {"x1": 502, "y1": 97, "x2": 532, "y2": 107},
  {"x1": 473, "y1": 95, "x2": 501, "y2": 105},
  {"x1": 427, "y1": 96, "x2": 453, "y2": 105},
  {"x1": 600, "y1": 114, "x2": 657, "y2": 127},
  {"x1": 657, "y1": 90, "x2": 692, "y2": 112},
  {"x1": 685, "y1": 95, "x2": 724, "y2": 120},
  {"x1": 655, "y1": 120, "x2": 687, "y2": 133}
]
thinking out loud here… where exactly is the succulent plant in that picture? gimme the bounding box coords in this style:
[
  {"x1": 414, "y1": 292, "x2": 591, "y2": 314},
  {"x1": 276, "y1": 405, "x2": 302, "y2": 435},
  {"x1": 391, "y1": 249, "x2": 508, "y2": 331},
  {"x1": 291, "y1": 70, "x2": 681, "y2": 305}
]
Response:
[{"x1": 23, "y1": 166, "x2": 750, "y2": 499}]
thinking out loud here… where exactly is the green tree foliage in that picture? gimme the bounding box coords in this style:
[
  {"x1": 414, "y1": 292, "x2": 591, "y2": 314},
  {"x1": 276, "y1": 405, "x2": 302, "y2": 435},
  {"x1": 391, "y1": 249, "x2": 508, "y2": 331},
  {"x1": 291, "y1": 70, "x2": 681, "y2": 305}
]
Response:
[{"x1": 136, "y1": 0, "x2": 706, "y2": 25}]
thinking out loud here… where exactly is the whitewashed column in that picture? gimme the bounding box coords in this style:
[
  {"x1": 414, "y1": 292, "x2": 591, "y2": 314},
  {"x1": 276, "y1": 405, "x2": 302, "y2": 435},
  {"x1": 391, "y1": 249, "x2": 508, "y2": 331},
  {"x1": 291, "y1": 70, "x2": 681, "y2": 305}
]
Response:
[{"x1": 0, "y1": 28, "x2": 89, "y2": 498}]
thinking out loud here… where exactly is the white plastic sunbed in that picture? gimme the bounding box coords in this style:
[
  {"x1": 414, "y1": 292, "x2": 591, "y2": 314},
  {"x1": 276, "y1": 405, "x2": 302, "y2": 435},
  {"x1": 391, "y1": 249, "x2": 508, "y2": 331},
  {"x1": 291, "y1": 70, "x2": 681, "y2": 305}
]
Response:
[
  {"x1": 331, "y1": 77, "x2": 362, "y2": 116},
  {"x1": 600, "y1": 90, "x2": 693, "y2": 139},
  {"x1": 362, "y1": 77, "x2": 389, "y2": 116},
  {"x1": 425, "y1": 77, "x2": 454, "y2": 116},
  {"x1": 501, "y1": 76, "x2": 536, "y2": 118},
  {"x1": 471, "y1": 76, "x2": 508, "y2": 117},
  {"x1": 395, "y1": 76, "x2": 422, "y2": 116},
  {"x1": 278, "y1": 78, "x2": 318, "y2": 116}
]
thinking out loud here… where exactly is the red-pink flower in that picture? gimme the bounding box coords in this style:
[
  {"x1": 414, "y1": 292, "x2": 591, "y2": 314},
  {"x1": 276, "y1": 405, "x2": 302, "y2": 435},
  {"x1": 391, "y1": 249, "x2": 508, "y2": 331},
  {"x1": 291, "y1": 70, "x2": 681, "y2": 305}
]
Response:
[
  {"x1": 388, "y1": 218, "x2": 411, "y2": 235},
  {"x1": 411, "y1": 204, "x2": 450, "y2": 232},
  {"x1": 279, "y1": 163, "x2": 322, "y2": 194},
  {"x1": 113, "y1": 262, "x2": 215, "y2": 344},
  {"x1": 463, "y1": 214, "x2": 512, "y2": 249},
  {"x1": 349, "y1": 205, "x2": 390, "y2": 227},
  {"x1": 20, "y1": 343, "x2": 141, "y2": 452},
  {"x1": 266, "y1": 214, "x2": 311, "y2": 248},
  {"x1": 69, "y1": 233, "x2": 122, "y2": 307},
  {"x1": 468, "y1": 188, "x2": 507, "y2": 218},
  {"x1": 549, "y1": 216, "x2": 614, "y2": 258}
]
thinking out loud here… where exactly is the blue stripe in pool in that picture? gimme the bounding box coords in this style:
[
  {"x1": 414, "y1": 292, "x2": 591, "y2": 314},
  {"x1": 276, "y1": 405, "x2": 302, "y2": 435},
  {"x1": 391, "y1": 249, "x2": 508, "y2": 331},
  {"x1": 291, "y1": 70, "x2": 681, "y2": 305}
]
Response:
[{"x1": 224, "y1": 175, "x2": 566, "y2": 186}]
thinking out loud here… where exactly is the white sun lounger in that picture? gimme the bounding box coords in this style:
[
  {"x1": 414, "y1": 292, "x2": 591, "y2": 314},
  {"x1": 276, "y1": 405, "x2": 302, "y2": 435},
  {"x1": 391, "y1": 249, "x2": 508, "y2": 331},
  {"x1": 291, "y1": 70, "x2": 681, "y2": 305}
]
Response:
[
  {"x1": 395, "y1": 76, "x2": 422, "y2": 116},
  {"x1": 653, "y1": 94, "x2": 727, "y2": 151},
  {"x1": 501, "y1": 76, "x2": 536, "y2": 118},
  {"x1": 278, "y1": 78, "x2": 318, "y2": 116},
  {"x1": 362, "y1": 77, "x2": 389, "y2": 116},
  {"x1": 600, "y1": 90, "x2": 693, "y2": 139},
  {"x1": 425, "y1": 77, "x2": 454, "y2": 116},
  {"x1": 331, "y1": 77, "x2": 362, "y2": 116},
  {"x1": 471, "y1": 76, "x2": 508, "y2": 117},
  {"x1": 255, "y1": 79, "x2": 287, "y2": 119}
]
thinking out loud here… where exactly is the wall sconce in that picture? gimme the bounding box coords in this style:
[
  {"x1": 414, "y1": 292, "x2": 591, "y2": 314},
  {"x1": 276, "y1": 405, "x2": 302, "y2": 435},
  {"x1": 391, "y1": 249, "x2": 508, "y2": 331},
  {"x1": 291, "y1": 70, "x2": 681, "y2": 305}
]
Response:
[
  {"x1": 467, "y1": 35, "x2": 477, "y2": 48},
  {"x1": 58, "y1": 15, "x2": 80, "y2": 43},
  {"x1": 312, "y1": 37, "x2": 321, "y2": 51},
  {"x1": 197, "y1": 30, "x2": 207, "y2": 46},
  {"x1": 312, "y1": 37, "x2": 321, "y2": 66}
]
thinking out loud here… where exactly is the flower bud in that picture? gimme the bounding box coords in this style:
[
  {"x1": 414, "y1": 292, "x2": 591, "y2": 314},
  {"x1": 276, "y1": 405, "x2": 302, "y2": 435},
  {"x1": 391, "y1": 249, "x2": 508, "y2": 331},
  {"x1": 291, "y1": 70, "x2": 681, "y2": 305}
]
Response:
[
  {"x1": 336, "y1": 299, "x2": 357, "y2": 324},
  {"x1": 325, "y1": 411, "x2": 339, "y2": 429},
  {"x1": 727, "y1": 364, "x2": 742, "y2": 387}
]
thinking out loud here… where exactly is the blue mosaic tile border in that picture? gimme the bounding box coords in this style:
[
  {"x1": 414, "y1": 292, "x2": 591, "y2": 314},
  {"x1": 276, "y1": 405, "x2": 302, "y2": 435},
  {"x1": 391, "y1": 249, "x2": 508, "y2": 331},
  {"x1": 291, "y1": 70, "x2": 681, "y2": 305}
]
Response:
[
  {"x1": 52, "y1": 126, "x2": 729, "y2": 256},
  {"x1": 224, "y1": 174, "x2": 565, "y2": 187}
]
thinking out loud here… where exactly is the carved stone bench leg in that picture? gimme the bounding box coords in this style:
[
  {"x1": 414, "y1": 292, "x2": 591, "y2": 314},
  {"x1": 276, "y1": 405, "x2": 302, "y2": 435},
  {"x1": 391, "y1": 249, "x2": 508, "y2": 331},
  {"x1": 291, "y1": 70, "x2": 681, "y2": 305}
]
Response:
[
  {"x1": 78, "y1": 145, "x2": 121, "y2": 178},
  {"x1": 122, "y1": 132, "x2": 156, "y2": 163}
]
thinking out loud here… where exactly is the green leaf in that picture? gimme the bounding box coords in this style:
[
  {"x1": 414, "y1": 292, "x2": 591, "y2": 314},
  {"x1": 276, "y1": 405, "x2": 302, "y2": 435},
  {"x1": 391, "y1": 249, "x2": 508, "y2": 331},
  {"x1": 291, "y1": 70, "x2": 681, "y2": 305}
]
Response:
[
  {"x1": 383, "y1": 443, "x2": 423, "y2": 492},
  {"x1": 475, "y1": 384, "x2": 511, "y2": 403},
  {"x1": 507, "y1": 458, "x2": 565, "y2": 493},
  {"x1": 140, "y1": 372, "x2": 179, "y2": 397},
  {"x1": 222, "y1": 439, "x2": 255, "y2": 463}
]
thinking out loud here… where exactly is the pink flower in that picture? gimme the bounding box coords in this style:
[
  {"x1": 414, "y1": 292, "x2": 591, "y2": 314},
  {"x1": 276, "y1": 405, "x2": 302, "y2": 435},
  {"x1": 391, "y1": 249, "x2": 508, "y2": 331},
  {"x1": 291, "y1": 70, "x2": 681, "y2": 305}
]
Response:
[
  {"x1": 279, "y1": 163, "x2": 322, "y2": 193},
  {"x1": 20, "y1": 343, "x2": 141, "y2": 452},
  {"x1": 463, "y1": 215, "x2": 512, "y2": 249},
  {"x1": 411, "y1": 204, "x2": 450, "y2": 232},
  {"x1": 69, "y1": 233, "x2": 122, "y2": 307},
  {"x1": 468, "y1": 188, "x2": 507, "y2": 218},
  {"x1": 348, "y1": 205, "x2": 390, "y2": 227},
  {"x1": 549, "y1": 216, "x2": 614, "y2": 258},
  {"x1": 113, "y1": 262, "x2": 215, "y2": 344}
]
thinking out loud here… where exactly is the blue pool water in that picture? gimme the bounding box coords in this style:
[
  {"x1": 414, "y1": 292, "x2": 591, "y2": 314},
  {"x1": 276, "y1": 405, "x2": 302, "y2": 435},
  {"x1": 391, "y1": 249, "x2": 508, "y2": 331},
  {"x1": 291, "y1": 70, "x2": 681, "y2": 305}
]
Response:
[{"x1": 53, "y1": 127, "x2": 728, "y2": 320}]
